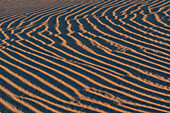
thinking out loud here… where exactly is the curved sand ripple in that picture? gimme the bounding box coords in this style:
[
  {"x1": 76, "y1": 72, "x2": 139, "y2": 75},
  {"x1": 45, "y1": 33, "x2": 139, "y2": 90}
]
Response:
[{"x1": 0, "y1": 0, "x2": 170, "y2": 112}]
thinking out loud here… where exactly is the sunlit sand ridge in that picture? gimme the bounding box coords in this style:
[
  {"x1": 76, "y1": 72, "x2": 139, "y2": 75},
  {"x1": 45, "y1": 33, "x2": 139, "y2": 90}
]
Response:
[{"x1": 0, "y1": 0, "x2": 170, "y2": 112}]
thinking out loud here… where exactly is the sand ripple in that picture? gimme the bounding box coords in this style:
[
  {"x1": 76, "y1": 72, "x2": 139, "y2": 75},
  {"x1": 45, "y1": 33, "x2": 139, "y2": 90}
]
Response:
[{"x1": 0, "y1": 0, "x2": 170, "y2": 112}]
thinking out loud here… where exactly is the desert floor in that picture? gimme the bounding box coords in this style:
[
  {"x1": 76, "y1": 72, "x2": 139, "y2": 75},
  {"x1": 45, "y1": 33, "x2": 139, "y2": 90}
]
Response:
[{"x1": 0, "y1": 0, "x2": 170, "y2": 113}]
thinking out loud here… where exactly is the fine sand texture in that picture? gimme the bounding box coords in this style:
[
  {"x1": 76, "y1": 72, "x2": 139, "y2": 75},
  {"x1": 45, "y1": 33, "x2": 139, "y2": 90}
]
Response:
[{"x1": 0, "y1": 0, "x2": 170, "y2": 112}]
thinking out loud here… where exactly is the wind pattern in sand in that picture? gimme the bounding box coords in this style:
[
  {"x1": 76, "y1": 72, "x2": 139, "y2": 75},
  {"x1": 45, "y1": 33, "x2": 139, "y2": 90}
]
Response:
[{"x1": 0, "y1": 0, "x2": 170, "y2": 112}]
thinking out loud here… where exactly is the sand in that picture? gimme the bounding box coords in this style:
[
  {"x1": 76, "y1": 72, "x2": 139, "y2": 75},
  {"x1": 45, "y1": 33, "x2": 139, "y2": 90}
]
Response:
[{"x1": 0, "y1": 0, "x2": 170, "y2": 112}]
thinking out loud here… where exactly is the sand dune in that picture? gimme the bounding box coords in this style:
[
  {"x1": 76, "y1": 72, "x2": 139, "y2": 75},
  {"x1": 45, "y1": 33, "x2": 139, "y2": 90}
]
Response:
[{"x1": 0, "y1": 0, "x2": 170, "y2": 112}]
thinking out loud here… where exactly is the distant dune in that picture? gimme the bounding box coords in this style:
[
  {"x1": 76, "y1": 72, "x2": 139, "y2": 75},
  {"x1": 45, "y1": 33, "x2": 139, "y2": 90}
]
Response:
[{"x1": 0, "y1": 0, "x2": 170, "y2": 112}]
